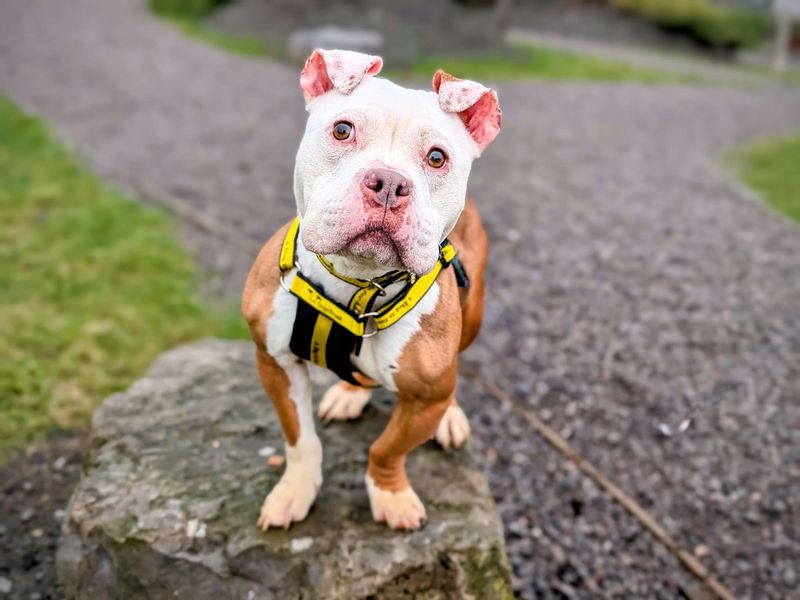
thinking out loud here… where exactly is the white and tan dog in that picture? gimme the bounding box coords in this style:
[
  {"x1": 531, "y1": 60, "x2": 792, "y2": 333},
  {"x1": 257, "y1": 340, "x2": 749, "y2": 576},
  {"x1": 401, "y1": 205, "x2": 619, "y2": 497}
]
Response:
[{"x1": 242, "y1": 49, "x2": 500, "y2": 531}]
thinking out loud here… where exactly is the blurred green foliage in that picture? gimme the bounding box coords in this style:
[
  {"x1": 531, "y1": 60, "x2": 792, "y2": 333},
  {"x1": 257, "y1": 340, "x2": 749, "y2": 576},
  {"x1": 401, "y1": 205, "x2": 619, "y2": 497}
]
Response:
[
  {"x1": 149, "y1": 0, "x2": 228, "y2": 19},
  {"x1": 730, "y1": 133, "x2": 800, "y2": 223},
  {"x1": 150, "y1": 0, "x2": 274, "y2": 58},
  {"x1": 613, "y1": 0, "x2": 772, "y2": 50},
  {"x1": 395, "y1": 44, "x2": 697, "y2": 83},
  {"x1": 167, "y1": 17, "x2": 275, "y2": 57},
  {"x1": 0, "y1": 98, "x2": 248, "y2": 461}
]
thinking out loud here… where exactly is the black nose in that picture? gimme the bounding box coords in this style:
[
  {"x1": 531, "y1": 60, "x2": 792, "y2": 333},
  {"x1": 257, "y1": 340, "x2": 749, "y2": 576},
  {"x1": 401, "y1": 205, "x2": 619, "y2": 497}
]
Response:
[{"x1": 362, "y1": 168, "x2": 411, "y2": 208}]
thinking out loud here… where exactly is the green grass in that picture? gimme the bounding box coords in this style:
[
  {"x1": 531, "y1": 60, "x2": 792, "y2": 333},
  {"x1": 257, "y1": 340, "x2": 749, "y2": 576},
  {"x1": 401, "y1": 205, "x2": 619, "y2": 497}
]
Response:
[
  {"x1": 149, "y1": 0, "x2": 227, "y2": 19},
  {"x1": 729, "y1": 133, "x2": 800, "y2": 223},
  {"x1": 0, "y1": 98, "x2": 248, "y2": 461},
  {"x1": 164, "y1": 17, "x2": 274, "y2": 57},
  {"x1": 392, "y1": 44, "x2": 697, "y2": 83},
  {"x1": 150, "y1": 0, "x2": 273, "y2": 58}
]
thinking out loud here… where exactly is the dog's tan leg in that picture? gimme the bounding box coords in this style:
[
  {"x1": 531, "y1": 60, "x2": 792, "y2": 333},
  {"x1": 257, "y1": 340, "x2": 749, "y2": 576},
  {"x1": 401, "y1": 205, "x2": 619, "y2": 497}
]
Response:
[
  {"x1": 255, "y1": 348, "x2": 322, "y2": 530},
  {"x1": 365, "y1": 393, "x2": 452, "y2": 530},
  {"x1": 434, "y1": 397, "x2": 471, "y2": 450},
  {"x1": 318, "y1": 381, "x2": 372, "y2": 422}
]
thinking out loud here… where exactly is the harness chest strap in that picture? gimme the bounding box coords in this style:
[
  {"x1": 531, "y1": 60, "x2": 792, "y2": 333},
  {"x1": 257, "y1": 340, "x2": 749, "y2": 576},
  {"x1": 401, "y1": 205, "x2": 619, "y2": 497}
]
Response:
[{"x1": 279, "y1": 217, "x2": 464, "y2": 385}]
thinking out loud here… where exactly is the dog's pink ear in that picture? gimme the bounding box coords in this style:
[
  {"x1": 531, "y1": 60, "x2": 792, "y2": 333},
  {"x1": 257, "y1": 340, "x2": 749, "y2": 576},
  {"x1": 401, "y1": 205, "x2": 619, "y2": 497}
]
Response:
[
  {"x1": 300, "y1": 49, "x2": 383, "y2": 103},
  {"x1": 432, "y1": 70, "x2": 501, "y2": 153}
]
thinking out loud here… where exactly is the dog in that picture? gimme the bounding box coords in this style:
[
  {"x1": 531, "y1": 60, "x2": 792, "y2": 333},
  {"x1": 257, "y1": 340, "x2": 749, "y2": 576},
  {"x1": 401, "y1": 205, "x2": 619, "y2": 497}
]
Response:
[{"x1": 242, "y1": 49, "x2": 500, "y2": 531}]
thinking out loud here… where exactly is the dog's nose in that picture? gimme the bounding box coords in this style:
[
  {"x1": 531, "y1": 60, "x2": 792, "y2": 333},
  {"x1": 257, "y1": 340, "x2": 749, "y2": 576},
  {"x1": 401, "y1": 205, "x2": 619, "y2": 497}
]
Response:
[{"x1": 362, "y1": 168, "x2": 411, "y2": 209}]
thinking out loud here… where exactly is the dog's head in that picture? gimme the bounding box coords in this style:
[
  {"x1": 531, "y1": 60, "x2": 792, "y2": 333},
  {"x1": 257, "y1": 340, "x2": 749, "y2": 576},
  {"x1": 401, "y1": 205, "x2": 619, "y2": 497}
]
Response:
[{"x1": 294, "y1": 49, "x2": 501, "y2": 275}]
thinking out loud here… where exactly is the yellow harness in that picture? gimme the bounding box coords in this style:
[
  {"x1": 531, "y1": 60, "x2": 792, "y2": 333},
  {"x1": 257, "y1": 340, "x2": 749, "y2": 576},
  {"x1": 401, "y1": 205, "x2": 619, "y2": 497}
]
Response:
[{"x1": 279, "y1": 217, "x2": 464, "y2": 385}]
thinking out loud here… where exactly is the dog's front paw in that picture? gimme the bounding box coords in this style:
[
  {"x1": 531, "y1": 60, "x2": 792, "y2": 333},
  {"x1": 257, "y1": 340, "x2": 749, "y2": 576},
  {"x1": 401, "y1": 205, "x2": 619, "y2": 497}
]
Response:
[
  {"x1": 318, "y1": 382, "x2": 371, "y2": 421},
  {"x1": 434, "y1": 404, "x2": 471, "y2": 449},
  {"x1": 257, "y1": 474, "x2": 320, "y2": 530},
  {"x1": 365, "y1": 475, "x2": 426, "y2": 530}
]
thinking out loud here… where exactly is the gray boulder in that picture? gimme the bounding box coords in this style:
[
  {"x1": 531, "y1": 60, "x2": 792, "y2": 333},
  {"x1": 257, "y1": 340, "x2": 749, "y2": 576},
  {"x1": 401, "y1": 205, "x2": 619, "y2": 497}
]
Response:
[
  {"x1": 57, "y1": 340, "x2": 512, "y2": 599},
  {"x1": 287, "y1": 26, "x2": 384, "y2": 62}
]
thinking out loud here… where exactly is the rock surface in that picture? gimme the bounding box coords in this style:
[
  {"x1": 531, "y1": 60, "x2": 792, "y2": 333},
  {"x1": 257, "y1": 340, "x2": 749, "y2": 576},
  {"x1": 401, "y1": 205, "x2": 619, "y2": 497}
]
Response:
[{"x1": 57, "y1": 341, "x2": 512, "y2": 599}]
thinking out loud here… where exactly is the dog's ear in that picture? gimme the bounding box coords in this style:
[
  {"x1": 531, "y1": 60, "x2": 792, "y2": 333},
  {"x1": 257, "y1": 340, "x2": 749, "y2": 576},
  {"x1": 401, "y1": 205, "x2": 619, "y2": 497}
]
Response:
[
  {"x1": 432, "y1": 70, "x2": 501, "y2": 154},
  {"x1": 300, "y1": 49, "x2": 383, "y2": 103}
]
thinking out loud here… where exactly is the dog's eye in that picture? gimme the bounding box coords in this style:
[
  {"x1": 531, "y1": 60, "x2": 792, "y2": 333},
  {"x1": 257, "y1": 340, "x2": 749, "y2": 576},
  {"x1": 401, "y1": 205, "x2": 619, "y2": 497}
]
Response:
[
  {"x1": 333, "y1": 121, "x2": 353, "y2": 141},
  {"x1": 426, "y1": 148, "x2": 447, "y2": 169}
]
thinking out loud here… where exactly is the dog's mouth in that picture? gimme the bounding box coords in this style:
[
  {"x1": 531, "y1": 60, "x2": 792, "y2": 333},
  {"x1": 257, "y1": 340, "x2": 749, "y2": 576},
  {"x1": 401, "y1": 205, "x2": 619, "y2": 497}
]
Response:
[{"x1": 340, "y1": 225, "x2": 403, "y2": 268}]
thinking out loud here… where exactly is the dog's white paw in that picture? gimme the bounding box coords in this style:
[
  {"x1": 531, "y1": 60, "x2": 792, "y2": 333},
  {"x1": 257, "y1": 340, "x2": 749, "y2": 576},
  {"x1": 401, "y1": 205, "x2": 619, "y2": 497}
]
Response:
[
  {"x1": 257, "y1": 473, "x2": 320, "y2": 530},
  {"x1": 434, "y1": 404, "x2": 471, "y2": 449},
  {"x1": 366, "y1": 475, "x2": 427, "y2": 530},
  {"x1": 318, "y1": 382, "x2": 371, "y2": 422}
]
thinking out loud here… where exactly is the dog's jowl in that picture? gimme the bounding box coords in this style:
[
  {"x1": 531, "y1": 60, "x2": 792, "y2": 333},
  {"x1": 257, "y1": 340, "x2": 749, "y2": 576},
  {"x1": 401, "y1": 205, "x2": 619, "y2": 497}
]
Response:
[{"x1": 242, "y1": 49, "x2": 501, "y2": 531}]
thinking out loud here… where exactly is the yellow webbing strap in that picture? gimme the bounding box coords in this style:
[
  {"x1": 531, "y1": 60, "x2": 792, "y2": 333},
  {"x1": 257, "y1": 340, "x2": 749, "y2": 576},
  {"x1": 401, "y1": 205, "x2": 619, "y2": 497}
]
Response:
[
  {"x1": 289, "y1": 272, "x2": 365, "y2": 336},
  {"x1": 280, "y1": 218, "x2": 458, "y2": 335},
  {"x1": 348, "y1": 285, "x2": 383, "y2": 315},
  {"x1": 309, "y1": 315, "x2": 333, "y2": 368},
  {"x1": 374, "y1": 260, "x2": 443, "y2": 330},
  {"x1": 440, "y1": 242, "x2": 456, "y2": 264},
  {"x1": 279, "y1": 217, "x2": 300, "y2": 271}
]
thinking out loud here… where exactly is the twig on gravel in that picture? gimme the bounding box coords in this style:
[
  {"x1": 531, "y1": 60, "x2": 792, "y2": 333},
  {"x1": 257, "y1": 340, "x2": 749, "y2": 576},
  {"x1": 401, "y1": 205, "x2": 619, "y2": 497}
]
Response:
[{"x1": 478, "y1": 377, "x2": 737, "y2": 600}]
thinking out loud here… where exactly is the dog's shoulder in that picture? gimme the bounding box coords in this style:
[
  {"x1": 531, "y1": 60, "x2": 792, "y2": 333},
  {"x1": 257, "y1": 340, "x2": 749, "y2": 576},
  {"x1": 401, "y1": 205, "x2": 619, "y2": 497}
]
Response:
[
  {"x1": 241, "y1": 220, "x2": 294, "y2": 351},
  {"x1": 392, "y1": 267, "x2": 462, "y2": 399}
]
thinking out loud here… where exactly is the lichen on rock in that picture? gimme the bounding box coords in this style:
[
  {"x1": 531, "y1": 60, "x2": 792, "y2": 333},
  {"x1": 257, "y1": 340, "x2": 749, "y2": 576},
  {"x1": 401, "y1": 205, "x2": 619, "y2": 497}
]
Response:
[{"x1": 57, "y1": 340, "x2": 511, "y2": 599}]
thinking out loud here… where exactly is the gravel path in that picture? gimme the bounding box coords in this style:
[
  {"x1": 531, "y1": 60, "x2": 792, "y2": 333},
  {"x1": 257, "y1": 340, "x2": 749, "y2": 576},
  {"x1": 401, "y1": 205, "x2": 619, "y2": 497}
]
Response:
[{"x1": 2, "y1": 1, "x2": 800, "y2": 598}]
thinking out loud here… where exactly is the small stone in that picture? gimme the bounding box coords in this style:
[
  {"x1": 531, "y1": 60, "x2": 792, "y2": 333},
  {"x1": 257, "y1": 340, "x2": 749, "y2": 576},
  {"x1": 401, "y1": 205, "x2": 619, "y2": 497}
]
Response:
[
  {"x1": 258, "y1": 446, "x2": 276, "y2": 457},
  {"x1": 185, "y1": 519, "x2": 206, "y2": 539},
  {"x1": 31, "y1": 528, "x2": 44, "y2": 538},
  {"x1": 22, "y1": 481, "x2": 33, "y2": 493},
  {"x1": 694, "y1": 544, "x2": 710, "y2": 558},
  {"x1": 53, "y1": 455, "x2": 67, "y2": 470},
  {"x1": 53, "y1": 509, "x2": 66, "y2": 522},
  {"x1": 20, "y1": 508, "x2": 35, "y2": 523},
  {"x1": 0, "y1": 576, "x2": 12, "y2": 594},
  {"x1": 290, "y1": 537, "x2": 314, "y2": 553},
  {"x1": 744, "y1": 511, "x2": 761, "y2": 524},
  {"x1": 211, "y1": 440, "x2": 220, "y2": 449},
  {"x1": 267, "y1": 455, "x2": 285, "y2": 469},
  {"x1": 783, "y1": 566, "x2": 797, "y2": 587}
]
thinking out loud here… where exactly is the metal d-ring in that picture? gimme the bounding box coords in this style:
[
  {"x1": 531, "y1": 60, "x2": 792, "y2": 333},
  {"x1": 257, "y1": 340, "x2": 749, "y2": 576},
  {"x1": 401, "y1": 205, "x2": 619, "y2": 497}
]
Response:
[
  {"x1": 369, "y1": 279, "x2": 387, "y2": 296},
  {"x1": 279, "y1": 262, "x2": 301, "y2": 292},
  {"x1": 359, "y1": 311, "x2": 380, "y2": 338}
]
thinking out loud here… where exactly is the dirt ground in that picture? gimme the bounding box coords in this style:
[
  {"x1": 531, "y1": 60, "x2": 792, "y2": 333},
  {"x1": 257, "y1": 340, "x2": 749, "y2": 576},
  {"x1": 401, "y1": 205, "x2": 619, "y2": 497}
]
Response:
[{"x1": 0, "y1": 438, "x2": 85, "y2": 600}]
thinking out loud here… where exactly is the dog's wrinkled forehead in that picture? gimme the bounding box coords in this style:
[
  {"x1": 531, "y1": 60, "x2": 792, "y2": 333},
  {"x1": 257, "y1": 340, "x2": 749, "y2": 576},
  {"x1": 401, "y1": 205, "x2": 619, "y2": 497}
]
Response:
[
  {"x1": 309, "y1": 79, "x2": 472, "y2": 149},
  {"x1": 300, "y1": 49, "x2": 501, "y2": 155}
]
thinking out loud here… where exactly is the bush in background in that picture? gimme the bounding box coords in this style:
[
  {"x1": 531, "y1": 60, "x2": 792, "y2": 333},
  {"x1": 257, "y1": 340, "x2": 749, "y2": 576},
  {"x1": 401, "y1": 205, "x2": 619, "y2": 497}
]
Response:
[{"x1": 612, "y1": 0, "x2": 772, "y2": 51}]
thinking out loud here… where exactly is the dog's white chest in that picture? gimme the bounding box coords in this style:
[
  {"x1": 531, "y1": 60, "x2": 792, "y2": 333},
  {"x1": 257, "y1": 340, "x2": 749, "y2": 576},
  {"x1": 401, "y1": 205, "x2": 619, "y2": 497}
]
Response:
[{"x1": 349, "y1": 283, "x2": 439, "y2": 391}]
